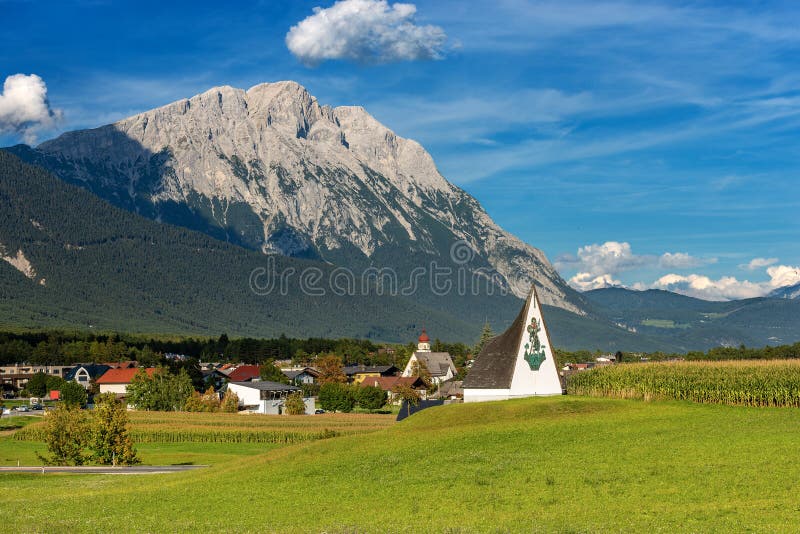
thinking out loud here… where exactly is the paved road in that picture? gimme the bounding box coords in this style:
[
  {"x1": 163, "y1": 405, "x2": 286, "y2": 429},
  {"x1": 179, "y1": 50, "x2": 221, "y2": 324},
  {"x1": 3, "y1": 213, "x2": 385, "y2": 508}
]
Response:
[{"x1": 0, "y1": 465, "x2": 207, "y2": 475}]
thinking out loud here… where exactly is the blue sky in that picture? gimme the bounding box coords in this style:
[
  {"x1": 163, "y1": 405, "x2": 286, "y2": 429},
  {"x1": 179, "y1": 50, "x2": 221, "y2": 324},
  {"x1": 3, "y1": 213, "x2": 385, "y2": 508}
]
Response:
[{"x1": 1, "y1": 0, "x2": 799, "y2": 299}]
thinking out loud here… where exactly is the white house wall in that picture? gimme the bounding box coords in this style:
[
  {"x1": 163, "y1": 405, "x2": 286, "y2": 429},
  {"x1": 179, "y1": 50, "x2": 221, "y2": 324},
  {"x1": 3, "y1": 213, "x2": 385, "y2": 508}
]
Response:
[{"x1": 508, "y1": 288, "x2": 563, "y2": 396}]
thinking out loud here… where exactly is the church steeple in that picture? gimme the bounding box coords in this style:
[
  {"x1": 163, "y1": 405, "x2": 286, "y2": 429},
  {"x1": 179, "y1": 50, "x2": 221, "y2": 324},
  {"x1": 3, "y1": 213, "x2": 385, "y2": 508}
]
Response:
[{"x1": 417, "y1": 329, "x2": 431, "y2": 352}]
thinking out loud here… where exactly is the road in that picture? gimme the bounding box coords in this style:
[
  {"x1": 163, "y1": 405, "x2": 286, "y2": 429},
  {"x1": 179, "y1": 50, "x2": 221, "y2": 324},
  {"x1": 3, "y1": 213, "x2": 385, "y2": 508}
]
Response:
[{"x1": 0, "y1": 465, "x2": 207, "y2": 474}]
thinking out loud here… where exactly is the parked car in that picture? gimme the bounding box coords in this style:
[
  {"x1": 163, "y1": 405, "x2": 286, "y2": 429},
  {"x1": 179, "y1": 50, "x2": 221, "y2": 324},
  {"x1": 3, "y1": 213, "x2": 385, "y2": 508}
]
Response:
[
  {"x1": 30, "y1": 404, "x2": 44, "y2": 410},
  {"x1": 1, "y1": 407, "x2": 11, "y2": 415},
  {"x1": 314, "y1": 409, "x2": 326, "y2": 414},
  {"x1": 15, "y1": 405, "x2": 29, "y2": 412}
]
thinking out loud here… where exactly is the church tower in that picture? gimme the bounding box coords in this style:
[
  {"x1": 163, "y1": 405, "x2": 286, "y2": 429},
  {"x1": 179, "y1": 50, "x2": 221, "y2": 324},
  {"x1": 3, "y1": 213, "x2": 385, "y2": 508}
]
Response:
[{"x1": 417, "y1": 329, "x2": 431, "y2": 352}]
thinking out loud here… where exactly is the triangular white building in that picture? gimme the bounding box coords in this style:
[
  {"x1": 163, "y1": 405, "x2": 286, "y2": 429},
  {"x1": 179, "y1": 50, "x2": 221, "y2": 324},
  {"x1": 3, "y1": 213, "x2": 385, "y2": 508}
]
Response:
[{"x1": 463, "y1": 286, "x2": 563, "y2": 402}]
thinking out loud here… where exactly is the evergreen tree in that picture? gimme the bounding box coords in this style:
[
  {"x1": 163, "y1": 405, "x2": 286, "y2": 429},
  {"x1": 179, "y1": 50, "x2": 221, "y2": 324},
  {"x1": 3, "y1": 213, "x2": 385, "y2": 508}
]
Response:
[{"x1": 474, "y1": 321, "x2": 495, "y2": 355}]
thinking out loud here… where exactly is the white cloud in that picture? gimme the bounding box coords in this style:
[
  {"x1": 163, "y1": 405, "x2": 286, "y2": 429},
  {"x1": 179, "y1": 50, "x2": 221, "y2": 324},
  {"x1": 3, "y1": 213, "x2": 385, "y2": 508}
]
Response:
[
  {"x1": 652, "y1": 273, "x2": 765, "y2": 301},
  {"x1": 652, "y1": 264, "x2": 800, "y2": 300},
  {"x1": 741, "y1": 257, "x2": 778, "y2": 271},
  {"x1": 0, "y1": 74, "x2": 63, "y2": 144},
  {"x1": 557, "y1": 241, "x2": 716, "y2": 291},
  {"x1": 766, "y1": 265, "x2": 800, "y2": 288},
  {"x1": 286, "y1": 0, "x2": 447, "y2": 66},
  {"x1": 556, "y1": 241, "x2": 651, "y2": 278},
  {"x1": 659, "y1": 252, "x2": 716, "y2": 269},
  {"x1": 569, "y1": 272, "x2": 622, "y2": 291}
]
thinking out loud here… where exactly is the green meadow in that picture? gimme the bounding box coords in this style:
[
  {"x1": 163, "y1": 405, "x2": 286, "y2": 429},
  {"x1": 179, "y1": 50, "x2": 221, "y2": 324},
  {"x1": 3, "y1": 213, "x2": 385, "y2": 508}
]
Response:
[{"x1": 1, "y1": 396, "x2": 799, "y2": 532}]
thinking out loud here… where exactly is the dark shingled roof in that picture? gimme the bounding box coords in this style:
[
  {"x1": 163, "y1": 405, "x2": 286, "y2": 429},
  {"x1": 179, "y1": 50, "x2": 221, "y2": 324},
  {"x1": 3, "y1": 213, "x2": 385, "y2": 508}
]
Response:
[{"x1": 462, "y1": 288, "x2": 533, "y2": 389}]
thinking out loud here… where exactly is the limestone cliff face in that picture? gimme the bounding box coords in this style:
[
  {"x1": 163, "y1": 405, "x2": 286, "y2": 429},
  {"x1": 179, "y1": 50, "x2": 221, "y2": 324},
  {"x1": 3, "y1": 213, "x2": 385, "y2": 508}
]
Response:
[{"x1": 32, "y1": 81, "x2": 583, "y2": 313}]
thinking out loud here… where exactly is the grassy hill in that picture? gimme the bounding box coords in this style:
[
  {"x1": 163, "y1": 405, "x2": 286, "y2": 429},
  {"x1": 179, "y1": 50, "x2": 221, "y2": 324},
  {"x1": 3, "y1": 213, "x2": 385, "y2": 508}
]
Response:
[{"x1": 1, "y1": 396, "x2": 799, "y2": 531}]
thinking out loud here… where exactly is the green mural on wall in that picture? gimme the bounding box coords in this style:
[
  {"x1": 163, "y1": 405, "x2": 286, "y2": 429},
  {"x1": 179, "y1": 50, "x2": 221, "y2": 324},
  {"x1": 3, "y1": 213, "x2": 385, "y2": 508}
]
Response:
[{"x1": 523, "y1": 317, "x2": 546, "y2": 371}]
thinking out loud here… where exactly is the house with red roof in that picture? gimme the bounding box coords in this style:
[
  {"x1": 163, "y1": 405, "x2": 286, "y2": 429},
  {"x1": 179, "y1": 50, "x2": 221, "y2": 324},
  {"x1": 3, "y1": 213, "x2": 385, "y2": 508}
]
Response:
[
  {"x1": 225, "y1": 365, "x2": 261, "y2": 382},
  {"x1": 96, "y1": 367, "x2": 156, "y2": 396},
  {"x1": 358, "y1": 375, "x2": 429, "y2": 403}
]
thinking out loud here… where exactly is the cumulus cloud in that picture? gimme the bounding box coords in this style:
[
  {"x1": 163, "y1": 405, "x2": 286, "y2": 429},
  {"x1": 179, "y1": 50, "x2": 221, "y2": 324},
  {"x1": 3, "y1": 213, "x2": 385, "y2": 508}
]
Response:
[
  {"x1": 652, "y1": 264, "x2": 800, "y2": 301},
  {"x1": 766, "y1": 265, "x2": 800, "y2": 288},
  {"x1": 0, "y1": 74, "x2": 63, "y2": 144},
  {"x1": 557, "y1": 241, "x2": 714, "y2": 291},
  {"x1": 556, "y1": 241, "x2": 650, "y2": 278},
  {"x1": 740, "y1": 257, "x2": 779, "y2": 271},
  {"x1": 286, "y1": 0, "x2": 447, "y2": 66},
  {"x1": 569, "y1": 272, "x2": 622, "y2": 291}
]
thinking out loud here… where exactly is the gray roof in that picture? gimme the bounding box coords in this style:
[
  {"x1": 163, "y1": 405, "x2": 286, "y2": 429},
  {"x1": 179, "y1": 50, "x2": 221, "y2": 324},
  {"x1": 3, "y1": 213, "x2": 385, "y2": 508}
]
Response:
[
  {"x1": 64, "y1": 364, "x2": 110, "y2": 381},
  {"x1": 462, "y1": 287, "x2": 536, "y2": 389},
  {"x1": 228, "y1": 381, "x2": 300, "y2": 392},
  {"x1": 282, "y1": 368, "x2": 320, "y2": 380},
  {"x1": 412, "y1": 352, "x2": 456, "y2": 377}
]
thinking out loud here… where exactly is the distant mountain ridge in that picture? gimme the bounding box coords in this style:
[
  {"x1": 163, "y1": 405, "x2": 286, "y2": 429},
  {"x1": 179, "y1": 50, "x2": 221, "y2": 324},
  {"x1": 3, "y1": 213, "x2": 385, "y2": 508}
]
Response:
[
  {"x1": 583, "y1": 287, "x2": 800, "y2": 349},
  {"x1": 6, "y1": 81, "x2": 584, "y2": 315},
  {"x1": 769, "y1": 282, "x2": 800, "y2": 300}
]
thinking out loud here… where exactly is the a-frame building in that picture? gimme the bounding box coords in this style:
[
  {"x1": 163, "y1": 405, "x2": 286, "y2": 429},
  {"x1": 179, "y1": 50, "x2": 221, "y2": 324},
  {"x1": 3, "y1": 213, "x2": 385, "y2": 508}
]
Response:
[{"x1": 463, "y1": 285, "x2": 563, "y2": 402}]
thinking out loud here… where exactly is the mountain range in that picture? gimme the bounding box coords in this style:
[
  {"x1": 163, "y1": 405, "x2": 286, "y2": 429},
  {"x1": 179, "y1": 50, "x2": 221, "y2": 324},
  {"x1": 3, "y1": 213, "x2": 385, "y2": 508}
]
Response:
[{"x1": 2, "y1": 81, "x2": 799, "y2": 351}]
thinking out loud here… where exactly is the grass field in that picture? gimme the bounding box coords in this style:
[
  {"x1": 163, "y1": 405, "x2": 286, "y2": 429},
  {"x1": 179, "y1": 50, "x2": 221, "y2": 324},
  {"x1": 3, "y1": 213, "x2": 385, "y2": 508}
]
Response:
[{"x1": 1, "y1": 396, "x2": 799, "y2": 532}]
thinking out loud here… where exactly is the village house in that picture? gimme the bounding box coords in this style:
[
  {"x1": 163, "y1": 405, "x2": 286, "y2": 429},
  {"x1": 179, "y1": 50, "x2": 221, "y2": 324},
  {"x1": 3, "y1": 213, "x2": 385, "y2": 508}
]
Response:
[
  {"x1": 343, "y1": 364, "x2": 399, "y2": 384},
  {"x1": 95, "y1": 367, "x2": 156, "y2": 396},
  {"x1": 64, "y1": 364, "x2": 111, "y2": 390},
  {"x1": 226, "y1": 381, "x2": 313, "y2": 414},
  {"x1": 358, "y1": 375, "x2": 429, "y2": 403},
  {"x1": 282, "y1": 367, "x2": 320, "y2": 385},
  {"x1": 402, "y1": 330, "x2": 457, "y2": 385},
  {"x1": 224, "y1": 365, "x2": 261, "y2": 382}
]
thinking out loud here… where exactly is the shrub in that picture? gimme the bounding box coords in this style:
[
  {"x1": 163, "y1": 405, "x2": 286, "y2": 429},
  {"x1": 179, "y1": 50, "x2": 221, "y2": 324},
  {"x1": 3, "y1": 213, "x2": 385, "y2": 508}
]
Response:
[
  {"x1": 319, "y1": 382, "x2": 356, "y2": 413},
  {"x1": 357, "y1": 385, "x2": 387, "y2": 411},
  {"x1": 284, "y1": 391, "x2": 307, "y2": 415},
  {"x1": 220, "y1": 391, "x2": 240, "y2": 413}
]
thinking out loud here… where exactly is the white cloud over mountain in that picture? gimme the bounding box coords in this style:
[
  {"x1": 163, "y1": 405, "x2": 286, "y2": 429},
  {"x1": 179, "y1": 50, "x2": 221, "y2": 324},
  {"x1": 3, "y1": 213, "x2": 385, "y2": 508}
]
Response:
[
  {"x1": 557, "y1": 241, "x2": 800, "y2": 299},
  {"x1": 653, "y1": 265, "x2": 800, "y2": 301},
  {"x1": 286, "y1": 0, "x2": 447, "y2": 66},
  {"x1": 556, "y1": 241, "x2": 715, "y2": 291},
  {"x1": 0, "y1": 74, "x2": 63, "y2": 144}
]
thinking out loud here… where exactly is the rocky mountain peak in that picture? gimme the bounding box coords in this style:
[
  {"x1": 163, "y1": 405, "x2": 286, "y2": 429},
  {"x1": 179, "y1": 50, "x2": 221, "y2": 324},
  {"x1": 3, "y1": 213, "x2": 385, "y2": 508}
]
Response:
[{"x1": 25, "y1": 81, "x2": 584, "y2": 314}]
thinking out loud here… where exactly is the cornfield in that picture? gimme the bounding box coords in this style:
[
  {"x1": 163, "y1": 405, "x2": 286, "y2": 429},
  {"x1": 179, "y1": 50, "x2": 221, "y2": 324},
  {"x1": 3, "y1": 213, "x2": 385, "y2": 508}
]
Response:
[
  {"x1": 15, "y1": 411, "x2": 393, "y2": 444},
  {"x1": 567, "y1": 359, "x2": 800, "y2": 407}
]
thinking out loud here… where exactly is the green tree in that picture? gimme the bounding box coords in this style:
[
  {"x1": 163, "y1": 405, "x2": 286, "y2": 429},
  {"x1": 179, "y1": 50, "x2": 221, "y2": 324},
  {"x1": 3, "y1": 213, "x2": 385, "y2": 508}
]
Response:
[
  {"x1": 284, "y1": 391, "x2": 307, "y2": 415},
  {"x1": 474, "y1": 321, "x2": 495, "y2": 355},
  {"x1": 357, "y1": 385, "x2": 387, "y2": 411},
  {"x1": 319, "y1": 382, "x2": 356, "y2": 413},
  {"x1": 392, "y1": 384, "x2": 421, "y2": 418},
  {"x1": 220, "y1": 391, "x2": 239, "y2": 413},
  {"x1": 25, "y1": 372, "x2": 50, "y2": 397},
  {"x1": 90, "y1": 393, "x2": 139, "y2": 466},
  {"x1": 259, "y1": 359, "x2": 290, "y2": 384},
  {"x1": 60, "y1": 381, "x2": 88, "y2": 408},
  {"x1": 127, "y1": 368, "x2": 194, "y2": 411},
  {"x1": 38, "y1": 404, "x2": 89, "y2": 466}
]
